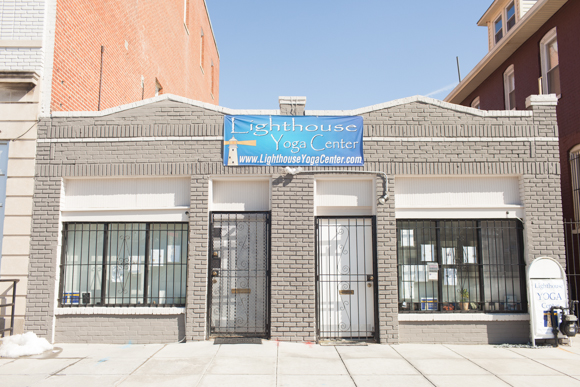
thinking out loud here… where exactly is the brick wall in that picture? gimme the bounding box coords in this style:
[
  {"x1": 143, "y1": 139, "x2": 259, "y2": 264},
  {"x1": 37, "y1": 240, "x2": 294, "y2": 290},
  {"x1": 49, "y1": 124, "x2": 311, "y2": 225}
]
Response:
[
  {"x1": 51, "y1": 0, "x2": 219, "y2": 112},
  {"x1": 26, "y1": 96, "x2": 562, "y2": 343},
  {"x1": 399, "y1": 321, "x2": 530, "y2": 344},
  {"x1": 55, "y1": 315, "x2": 185, "y2": 344}
]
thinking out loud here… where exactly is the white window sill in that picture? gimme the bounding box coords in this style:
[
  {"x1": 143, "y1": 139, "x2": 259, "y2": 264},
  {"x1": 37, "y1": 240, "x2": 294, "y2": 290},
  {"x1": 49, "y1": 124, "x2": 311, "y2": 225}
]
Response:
[
  {"x1": 398, "y1": 313, "x2": 529, "y2": 322},
  {"x1": 55, "y1": 307, "x2": 185, "y2": 316}
]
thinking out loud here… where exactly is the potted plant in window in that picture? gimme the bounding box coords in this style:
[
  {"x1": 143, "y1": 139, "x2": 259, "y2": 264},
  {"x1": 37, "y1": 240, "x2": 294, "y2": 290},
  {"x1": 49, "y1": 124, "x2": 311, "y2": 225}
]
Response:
[{"x1": 459, "y1": 288, "x2": 470, "y2": 311}]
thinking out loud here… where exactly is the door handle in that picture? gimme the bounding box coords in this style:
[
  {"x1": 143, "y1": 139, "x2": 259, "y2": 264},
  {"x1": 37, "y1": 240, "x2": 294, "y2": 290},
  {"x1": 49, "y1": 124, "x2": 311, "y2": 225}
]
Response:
[{"x1": 212, "y1": 270, "x2": 219, "y2": 277}]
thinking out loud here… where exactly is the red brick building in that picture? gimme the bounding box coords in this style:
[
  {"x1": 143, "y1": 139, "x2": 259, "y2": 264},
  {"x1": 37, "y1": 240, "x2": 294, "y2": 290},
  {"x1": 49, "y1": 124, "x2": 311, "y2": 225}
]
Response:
[
  {"x1": 445, "y1": 0, "x2": 580, "y2": 303},
  {"x1": 50, "y1": 0, "x2": 219, "y2": 112},
  {"x1": 446, "y1": 0, "x2": 577, "y2": 220}
]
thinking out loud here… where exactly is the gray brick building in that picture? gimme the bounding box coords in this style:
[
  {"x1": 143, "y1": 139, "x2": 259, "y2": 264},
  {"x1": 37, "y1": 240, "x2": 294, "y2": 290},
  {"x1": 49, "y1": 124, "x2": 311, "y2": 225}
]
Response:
[{"x1": 25, "y1": 94, "x2": 563, "y2": 344}]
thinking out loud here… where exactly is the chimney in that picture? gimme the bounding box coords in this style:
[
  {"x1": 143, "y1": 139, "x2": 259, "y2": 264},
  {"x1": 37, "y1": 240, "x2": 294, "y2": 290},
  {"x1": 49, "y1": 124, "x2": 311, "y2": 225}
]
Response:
[{"x1": 279, "y1": 96, "x2": 306, "y2": 116}]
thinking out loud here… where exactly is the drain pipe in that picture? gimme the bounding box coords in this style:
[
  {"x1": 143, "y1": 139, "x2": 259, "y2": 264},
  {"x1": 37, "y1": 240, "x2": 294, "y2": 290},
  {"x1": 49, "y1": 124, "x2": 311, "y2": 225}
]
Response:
[{"x1": 282, "y1": 167, "x2": 389, "y2": 204}]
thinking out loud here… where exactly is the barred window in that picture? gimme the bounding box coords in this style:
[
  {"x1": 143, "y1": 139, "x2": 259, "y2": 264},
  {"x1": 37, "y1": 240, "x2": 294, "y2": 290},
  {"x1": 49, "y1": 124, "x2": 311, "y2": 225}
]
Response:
[
  {"x1": 397, "y1": 220, "x2": 526, "y2": 313},
  {"x1": 59, "y1": 223, "x2": 188, "y2": 307}
]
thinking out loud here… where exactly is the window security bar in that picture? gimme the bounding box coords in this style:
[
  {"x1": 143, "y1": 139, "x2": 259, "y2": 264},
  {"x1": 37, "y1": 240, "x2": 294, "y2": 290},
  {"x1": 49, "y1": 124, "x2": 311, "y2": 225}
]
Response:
[
  {"x1": 397, "y1": 220, "x2": 526, "y2": 313},
  {"x1": 59, "y1": 223, "x2": 188, "y2": 307}
]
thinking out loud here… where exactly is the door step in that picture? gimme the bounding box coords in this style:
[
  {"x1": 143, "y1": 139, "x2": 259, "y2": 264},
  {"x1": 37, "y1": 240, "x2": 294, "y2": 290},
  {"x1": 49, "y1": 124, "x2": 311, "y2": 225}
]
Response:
[{"x1": 213, "y1": 337, "x2": 262, "y2": 345}]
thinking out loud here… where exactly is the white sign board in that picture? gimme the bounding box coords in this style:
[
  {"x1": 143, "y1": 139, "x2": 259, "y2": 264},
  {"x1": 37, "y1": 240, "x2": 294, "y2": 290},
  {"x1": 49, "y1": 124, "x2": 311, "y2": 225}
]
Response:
[{"x1": 527, "y1": 257, "x2": 568, "y2": 345}]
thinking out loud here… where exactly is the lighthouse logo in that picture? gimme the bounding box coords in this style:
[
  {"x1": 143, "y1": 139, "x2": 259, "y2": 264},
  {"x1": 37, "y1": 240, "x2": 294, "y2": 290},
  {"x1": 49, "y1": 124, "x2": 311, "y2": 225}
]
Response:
[{"x1": 224, "y1": 136, "x2": 256, "y2": 166}]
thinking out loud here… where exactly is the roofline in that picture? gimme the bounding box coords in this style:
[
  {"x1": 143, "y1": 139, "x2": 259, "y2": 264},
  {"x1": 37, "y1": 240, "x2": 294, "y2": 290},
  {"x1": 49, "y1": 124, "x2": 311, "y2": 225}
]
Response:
[
  {"x1": 41, "y1": 94, "x2": 533, "y2": 119},
  {"x1": 477, "y1": 0, "x2": 504, "y2": 26},
  {"x1": 203, "y1": 0, "x2": 219, "y2": 59},
  {"x1": 445, "y1": 0, "x2": 567, "y2": 105}
]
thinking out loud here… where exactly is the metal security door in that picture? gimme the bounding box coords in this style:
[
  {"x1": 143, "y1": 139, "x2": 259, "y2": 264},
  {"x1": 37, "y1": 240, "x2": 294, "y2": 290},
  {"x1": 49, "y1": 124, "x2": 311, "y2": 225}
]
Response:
[
  {"x1": 316, "y1": 216, "x2": 377, "y2": 341},
  {"x1": 208, "y1": 212, "x2": 270, "y2": 337}
]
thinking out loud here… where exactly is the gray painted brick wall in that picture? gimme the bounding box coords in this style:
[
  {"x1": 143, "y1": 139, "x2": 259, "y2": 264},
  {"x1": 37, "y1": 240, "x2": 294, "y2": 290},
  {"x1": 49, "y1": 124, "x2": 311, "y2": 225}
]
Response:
[
  {"x1": 55, "y1": 315, "x2": 185, "y2": 344},
  {"x1": 399, "y1": 321, "x2": 530, "y2": 344},
  {"x1": 26, "y1": 98, "x2": 562, "y2": 344}
]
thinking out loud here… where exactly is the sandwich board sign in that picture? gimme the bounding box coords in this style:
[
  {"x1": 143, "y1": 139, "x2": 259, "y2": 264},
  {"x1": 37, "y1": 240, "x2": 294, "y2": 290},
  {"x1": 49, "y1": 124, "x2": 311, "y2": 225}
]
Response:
[{"x1": 527, "y1": 257, "x2": 568, "y2": 345}]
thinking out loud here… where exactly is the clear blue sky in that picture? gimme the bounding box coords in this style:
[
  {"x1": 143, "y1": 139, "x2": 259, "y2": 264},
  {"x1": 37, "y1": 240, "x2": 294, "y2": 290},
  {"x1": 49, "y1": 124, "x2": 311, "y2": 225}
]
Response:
[{"x1": 208, "y1": 1, "x2": 492, "y2": 110}]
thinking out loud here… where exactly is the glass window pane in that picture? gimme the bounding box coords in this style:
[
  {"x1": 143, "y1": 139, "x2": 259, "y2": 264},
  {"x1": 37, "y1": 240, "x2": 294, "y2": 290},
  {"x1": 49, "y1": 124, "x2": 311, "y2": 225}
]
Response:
[
  {"x1": 61, "y1": 224, "x2": 104, "y2": 306},
  {"x1": 148, "y1": 223, "x2": 188, "y2": 305},
  {"x1": 106, "y1": 223, "x2": 147, "y2": 305}
]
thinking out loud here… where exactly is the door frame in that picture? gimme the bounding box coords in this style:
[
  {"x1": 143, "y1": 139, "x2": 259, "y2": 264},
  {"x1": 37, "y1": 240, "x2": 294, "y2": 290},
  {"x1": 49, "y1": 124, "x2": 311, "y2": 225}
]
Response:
[
  {"x1": 314, "y1": 215, "x2": 380, "y2": 343},
  {"x1": 206, "y1": 211, "x2": 271, "y2": 338}
]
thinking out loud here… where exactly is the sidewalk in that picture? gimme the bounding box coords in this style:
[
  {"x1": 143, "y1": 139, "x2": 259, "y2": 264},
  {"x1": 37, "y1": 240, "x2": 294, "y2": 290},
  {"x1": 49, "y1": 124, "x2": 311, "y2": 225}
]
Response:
[{"x1": 1, "y1": 338, "x2": 580, "y2": 387}]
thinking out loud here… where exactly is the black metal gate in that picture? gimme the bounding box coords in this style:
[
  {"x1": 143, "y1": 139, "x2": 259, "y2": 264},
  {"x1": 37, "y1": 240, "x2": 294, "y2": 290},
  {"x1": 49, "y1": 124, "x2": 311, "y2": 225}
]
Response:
[
  {"x1": 315, "y1": 216, "x2": 378, "y2": 342},
  {"x1": 208, "y1": 212, "x2": 270, "y2": 337}
]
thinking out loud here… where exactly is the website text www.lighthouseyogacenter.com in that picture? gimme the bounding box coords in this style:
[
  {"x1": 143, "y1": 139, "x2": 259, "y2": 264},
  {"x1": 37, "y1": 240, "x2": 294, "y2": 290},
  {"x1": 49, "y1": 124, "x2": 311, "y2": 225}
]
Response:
[
  {"x1": 239, "y1": 153, "x2": 363, "y2": 166},
  {"x1": 224, "y1": 115, "x2": 365, "y2": 166}
]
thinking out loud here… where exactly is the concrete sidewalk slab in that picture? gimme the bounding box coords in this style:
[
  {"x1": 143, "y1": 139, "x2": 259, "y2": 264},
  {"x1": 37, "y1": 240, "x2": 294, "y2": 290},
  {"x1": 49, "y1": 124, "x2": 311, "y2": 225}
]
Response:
[
  {"x1": 470, "y1": 357, "x2": 563, "y2": 375},
  {"x1": 1, "y1": 340, "x2": 580, "y2": 386},
  {"x1": 206, "y1": 355, "x2": 276, "y2": 375},
  {"x1": 498, "y1": 375, "x2": 580, "y2": 387},
  {"x1": 342, "y1": 358, "x2": 419, "y2": 375},
  {"x1": 153, "y1": 341, "x2": 219, "y2": 358},
  {"x1": 0, "y1": 358, "x2": 77, "y2": 375},
  {"x1": 278, "y1": 374, "x2": 355, "y2": 387},
  {"x1": 132, "y1": 357, "x2": 212, "y2": 375},
  {"x1": 352, "y1": 375, "x2": 433, "y2": 387},
  {"x1": 336, "y1": 344, "x2": 402, "y2": 359},
  {"x1": 408, "y1": 358, "x2": 491, "y2": 375},
  {"x1": 426, "y1": 374, "x2": 510, "y2": 387},
  {"x1": 117, "y1": 373, "x2": 202, "y2": 386},
  {"x1": 393, "y1": 344, "x2": 464, "y2": 359},
  {"x1": 443, "y1": 344, "x2": 525, "y2": 359},
  {"x1": 278, "y1": 356, "x2": 347, "y2": 375}
]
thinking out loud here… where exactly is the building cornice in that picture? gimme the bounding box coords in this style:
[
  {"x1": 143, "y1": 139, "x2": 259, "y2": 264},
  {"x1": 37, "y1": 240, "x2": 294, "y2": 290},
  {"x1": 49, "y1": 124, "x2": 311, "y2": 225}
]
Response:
[{"x1": 42, "y1": 93, "x2": 533, "y2": 119}]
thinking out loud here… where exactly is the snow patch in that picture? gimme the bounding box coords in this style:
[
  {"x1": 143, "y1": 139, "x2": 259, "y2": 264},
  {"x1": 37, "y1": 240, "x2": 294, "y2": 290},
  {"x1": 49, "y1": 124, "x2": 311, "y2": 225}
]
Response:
[{"x1": 0, "y1": 332, "x2": 53, "y2": 358}]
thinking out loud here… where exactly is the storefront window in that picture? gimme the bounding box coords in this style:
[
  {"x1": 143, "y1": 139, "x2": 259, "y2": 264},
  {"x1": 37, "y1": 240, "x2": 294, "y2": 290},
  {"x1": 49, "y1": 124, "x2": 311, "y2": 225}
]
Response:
[
  {"x1": 397, "y1": 220, "x2": 525, "y2": 312},
  {"x1": 59, "y1": 222, "x2": 188, "y2": 307}
]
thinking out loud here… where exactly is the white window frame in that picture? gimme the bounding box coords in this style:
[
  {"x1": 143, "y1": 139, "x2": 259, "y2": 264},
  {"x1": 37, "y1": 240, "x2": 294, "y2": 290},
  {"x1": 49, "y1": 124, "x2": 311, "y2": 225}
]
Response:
[
  {"x1": 570, "y1": 144, "x2": 580, "y2": 221},
  {"x1": 471, "y1": 96, "x2": 480, "y2": 109},
  {"x1": 503, "y1": 65, "x2": 516, "y2": 110},
  {"x1": 200, "y1": 28, "x2": 205, "y2": 74},
  {"x1": 183, "y1": 0, "x2": 190, "y2": 34},
  {"x1": 540, "y1": 27, "x2": 560, "y2": 97}
]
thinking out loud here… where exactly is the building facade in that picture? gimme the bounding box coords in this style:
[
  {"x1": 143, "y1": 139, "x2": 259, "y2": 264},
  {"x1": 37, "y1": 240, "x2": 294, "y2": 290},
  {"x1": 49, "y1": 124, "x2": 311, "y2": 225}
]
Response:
[
  {"x1": 0, "y1": 0, "x2": 219, "y2": 335},
  {"x1": 25, "y1": 94, "x2": 562, "y2": 344},
  {"x1": 444, "y1": 0, "x2": 579, "y2": 305}
]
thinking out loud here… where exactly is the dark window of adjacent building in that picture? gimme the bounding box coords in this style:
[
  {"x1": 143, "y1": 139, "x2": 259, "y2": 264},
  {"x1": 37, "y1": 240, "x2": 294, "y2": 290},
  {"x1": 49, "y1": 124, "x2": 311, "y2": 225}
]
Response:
[
  {"x1": 397, "y1": 219, "x2": 526, "y2": 313},
  {"x1": 506, "y1": 2, "x2": 516, "y2": 31},
  {"x1": 59, "y1": 223, "x2": 188, "y2": 307},
  {"x1": 494, "y1": 16, "x2": 503, "y2": 44}
]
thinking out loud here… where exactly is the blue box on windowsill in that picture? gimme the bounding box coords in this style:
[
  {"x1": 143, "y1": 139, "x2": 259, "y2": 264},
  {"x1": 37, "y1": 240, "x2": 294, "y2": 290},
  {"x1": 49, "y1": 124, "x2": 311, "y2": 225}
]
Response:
[
  {"x1": 63, "y1": 292, "x2": 80, "y2": 304},
  {"x1": 420, "y1": 297, "x2": 438, "y2": 311}
]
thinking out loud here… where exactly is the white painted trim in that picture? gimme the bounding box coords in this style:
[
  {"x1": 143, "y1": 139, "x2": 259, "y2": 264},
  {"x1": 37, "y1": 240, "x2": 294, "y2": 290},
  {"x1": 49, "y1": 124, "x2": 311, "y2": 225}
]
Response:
[
  {"x1": 37, "y1": 136, "x2": 558, "y2": 144},
  {"x1": 0, "y1": 40, "x2": 43, "y2": 48},
  {"x1": 398, "y1": 313, "x2": 529, "y2": 322},
  {"x1": 40, "y1": 0, "x2": 58, "y2": 116},
  {"x1": 539, "y1": 27, "x2": 559, "y2": 96},
  {"x1": 202, "y1": 0, "x2": 219, "y2": 59},
  {"x1": 503, "y1": 64, "x2": 516, "y2": 110},
  {"x1": 55, "y1": 307, "x2": 185, "y2": 315},
  {"x1": 40, "y1": 94, "x2": 534, "y2": 119},
  {"x1": 396, "y1": 207, "x2": 525, "y2": 220},
  {"x1": 525, "y1": 94, "x2": 558, "y2": 107}
]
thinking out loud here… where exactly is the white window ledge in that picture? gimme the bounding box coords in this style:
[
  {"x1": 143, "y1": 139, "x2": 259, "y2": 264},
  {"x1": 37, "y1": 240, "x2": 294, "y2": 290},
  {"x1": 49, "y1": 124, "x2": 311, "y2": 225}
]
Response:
[
  {"x1": 55, "y1": 307, "x2": 185, "y2": 316},
  {"x1": 398, "y1": 313, "x2": 529, "y2": 322}
]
